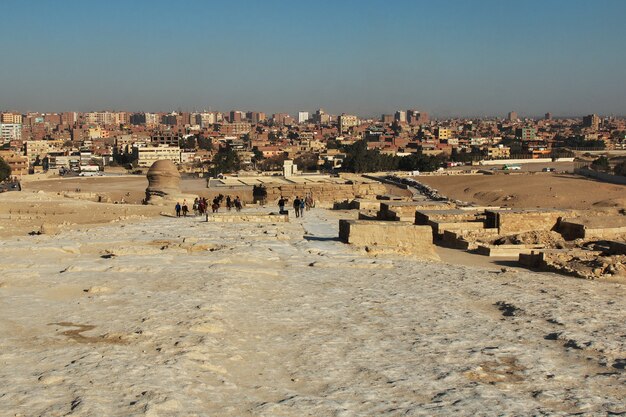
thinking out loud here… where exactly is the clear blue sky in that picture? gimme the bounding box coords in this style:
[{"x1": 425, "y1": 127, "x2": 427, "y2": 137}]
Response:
[{"x1": 2, "y1": 0, "x2": 626, "y2": 118}]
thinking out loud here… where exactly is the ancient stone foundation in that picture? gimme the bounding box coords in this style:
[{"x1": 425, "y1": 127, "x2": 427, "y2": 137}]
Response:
[
  {"x1": 484, "y1": 208, "x2": 575, "y2": 235},
  {"x1": 338, "y1": 219, "x2": 436, "y2": 259}
]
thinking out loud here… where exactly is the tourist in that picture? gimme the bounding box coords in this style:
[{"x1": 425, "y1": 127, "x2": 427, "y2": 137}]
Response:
[
  {"x1": 300, "y1": 198, "x2": 305, "y2": 217},
  {"x1": 193, "y1": 198, "x2": 199, "y2": 215},
  {"x1": 182, "y1": 201, "x2": 189, "y2": 217},
  {"x1": 234, "y1": 196, "x2": 242, "y2": 212},
  {"x1": 175, "y1": 202, "x2": 181, "y2": 217},
  {"x1": 278, "y1": 196, "x2": 285, "y2": 214},
  {"x1": 293, "y1": 196, "x2": 301, "y2": 218},
  {"x1": 226, "y1": 195, "x2": 232, "y2": 211},
  {"x1": 305, "y1": 194, "x2": 313, "y2": 211}
]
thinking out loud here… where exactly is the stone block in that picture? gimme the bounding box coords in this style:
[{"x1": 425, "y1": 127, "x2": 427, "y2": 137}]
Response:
[{"x1": 338, "y1": 219, "x2": 437, "y2": 259}]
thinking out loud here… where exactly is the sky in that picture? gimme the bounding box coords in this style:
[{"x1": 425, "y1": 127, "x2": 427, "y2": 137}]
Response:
[{"x1": 1, "y1": 0, "x2": 626, "y2": 118}]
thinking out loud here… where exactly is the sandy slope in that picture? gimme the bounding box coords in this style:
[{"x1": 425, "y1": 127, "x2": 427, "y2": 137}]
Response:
[
  {"x1": 0, "y1": 209, "x2": 624, "y2": 416},
  {"x1": 417, "y1": 173, "x2": 626, "y2": 209}
]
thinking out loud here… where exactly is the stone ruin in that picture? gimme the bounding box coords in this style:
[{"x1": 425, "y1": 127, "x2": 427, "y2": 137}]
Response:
[{"x1": 145, "y1": 160, "x2": 196, "y2": 205}]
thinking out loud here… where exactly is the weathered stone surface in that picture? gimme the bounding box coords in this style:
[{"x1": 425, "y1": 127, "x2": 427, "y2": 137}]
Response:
[
  {"x1": 205, "y1": 213, "x2": 289, "y2": 223},
  {"x1": 338, "y1": 219, "x2": 436, "y2": 258}
]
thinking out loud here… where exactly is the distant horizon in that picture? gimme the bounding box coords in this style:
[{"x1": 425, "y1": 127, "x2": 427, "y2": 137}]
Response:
[
  {"x1": 1, "y1": 106, "x2": 622, "y2": 121},
  {"x1": 2, "y1": 0, "x2": 626, "y2": 116}
]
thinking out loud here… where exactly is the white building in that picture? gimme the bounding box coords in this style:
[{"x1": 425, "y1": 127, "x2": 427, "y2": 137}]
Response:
[
  {"x1": 200, "y1": 112, "x2": 217, "y2": 128},
  {"x1": 0, "y1": 123, "x2": 22, "y2": 143},
  {"x1": 133, "y1": 144, "x2": 181, "y2": 167},
  {"x1": 145, "y1": 113, "x2": 160, "y2": 126},
  {"x1": 297, "y1": 111, "x2": 309, "y2": 124}
]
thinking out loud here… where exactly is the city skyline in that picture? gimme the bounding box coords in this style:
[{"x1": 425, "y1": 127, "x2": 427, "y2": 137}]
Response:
[{"x1": 2, "y1": 0, "x2": 626, "y2": 117}]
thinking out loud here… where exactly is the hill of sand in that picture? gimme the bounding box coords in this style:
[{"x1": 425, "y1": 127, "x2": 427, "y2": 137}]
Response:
[
  {"x1": 416, "y1": 173, "x2": 626, "y2": 209},
  {"x1": 1, "y1": 206, "x2": 624, "y2": 416}
]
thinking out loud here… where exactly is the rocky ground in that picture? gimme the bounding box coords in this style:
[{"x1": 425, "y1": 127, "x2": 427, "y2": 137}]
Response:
[{"x1": 0, "y1": 208, "x2": 624, "y2": 416}]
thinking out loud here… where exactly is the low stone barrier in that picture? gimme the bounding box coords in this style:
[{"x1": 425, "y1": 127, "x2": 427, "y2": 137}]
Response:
[
  {"x1": 559, "y1": 216, "x2": 626, "y2": 240},
  {"x1": 476, "y1": 244, "x2": 545, "y2": 257}
]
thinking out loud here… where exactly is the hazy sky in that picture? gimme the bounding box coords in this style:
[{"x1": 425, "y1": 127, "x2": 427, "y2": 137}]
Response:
[{"x1": 2, "y1": 0, "x2": 626, "y2": 118}]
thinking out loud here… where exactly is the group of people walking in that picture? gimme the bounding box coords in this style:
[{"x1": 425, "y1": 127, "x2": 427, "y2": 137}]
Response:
[
  {"x1": 175, "y1": 195, "x2": 242, "y2": 217},
  {"x1": 176, "y1": 193, "x2": 315, "y2": 218},
  {"x1": 278, "y1": 194, "x2": 314, "y2": 218}
]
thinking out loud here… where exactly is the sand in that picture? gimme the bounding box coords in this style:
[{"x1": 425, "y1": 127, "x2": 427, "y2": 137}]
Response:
[
  {"x1": 416, "y1": 173, "x2": 626, "y2": 210},
  {"x1": 1, "y1": 205, "x2": 624, "y2": 416}
]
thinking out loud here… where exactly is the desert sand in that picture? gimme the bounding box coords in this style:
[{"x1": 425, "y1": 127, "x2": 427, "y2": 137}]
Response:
[
  {"x1": 1, "y1": 200, "x2": 624, "y2": 416},
  {"x1": 417, "y1": 172, "x2": 626, "y2": 209}
]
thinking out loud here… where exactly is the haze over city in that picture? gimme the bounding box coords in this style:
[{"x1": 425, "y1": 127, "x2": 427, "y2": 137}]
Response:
[{"x1": 2, "y1": 0, "x2": 626, "y2": 117}]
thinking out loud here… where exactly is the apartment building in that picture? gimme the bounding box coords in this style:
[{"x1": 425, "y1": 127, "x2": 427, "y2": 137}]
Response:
[{"x1": 133, "y1": 144, "x2": 181, "y2": 167}]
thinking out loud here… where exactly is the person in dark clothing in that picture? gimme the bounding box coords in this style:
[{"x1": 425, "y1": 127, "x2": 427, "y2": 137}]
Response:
[
  {"x1": 234, "y1": 196, "x2": 242, "y2": 211},
  {"x1": 175, "y1": 202, "x2": 181, "y2": 217},
  {"x1": 293, "y1": 196, "x2": 301, "y2": 218},
  {"x1": 278, "y1": 196, "x2": 285, "y2": 214}
]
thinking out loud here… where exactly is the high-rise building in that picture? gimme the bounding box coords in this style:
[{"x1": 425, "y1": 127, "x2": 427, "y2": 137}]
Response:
[
  {"x1": 313, "y1": 108, "x2": 331, "y2": 125},
  {"x1": 407, "y1": 110, "x2": 429, "y2": 125},
  {"x1": 515, "y1": 127, "x2": 536, "y2": 141},
  {"x1": 229, "y1": 110, "x2": 245, "y2": 122},
  {"x1": 297, "y1": 111, "x2": 309, "y2": 124},
  {"x1": 582, "y1": 114, "x2": 600, "y2": 130},
  {"x1": 507, "y1": 111, "x2": 518, "y2": 122},
  {"x1": 145, "y1": 113, "x2": 160, "y2": 126},
  {"x1": 273, "y1": 113, "x2": 293, "y2": 125},
  {"x1": 61, "y1": 112, "x2": 77, "y2": 125},
  {"x1": 0, "y1": 124, "x2": 22, "y2": 143},
  {"x1": 1, "y1": 112, "x2": 23, "y2": 124},
  {"x1": 247, "y1": 112, "x2": 266, "y2": 124},
  {"x1": 544, "y1": 112, "x2": 552, "y2": 121},
  {"x1": 338, "y1": 114, "x2": 358, "y2": 133},
  {"x1": 381, "y1": 114, "x2": 394, "y2": 124},
  {"x1": 394, "y1": 110, "x2": 407, "y2": 123}
]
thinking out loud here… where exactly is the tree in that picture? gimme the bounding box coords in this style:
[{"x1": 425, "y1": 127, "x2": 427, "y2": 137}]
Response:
[
  {"x1": 252, "y1": 148, "x2": 264, "y2": 166},
  {"x1": 591, "y1": 156, "x2": 610, "y2": 171},
  {"x1": 258, "y1": 153, "x2": 288, "y2": 171},
  {"x1": 0, "y1": 157, "x2": 11, "y2": 181},
  {"x1": 294, "y1": 153, "x2": 320, "y2": 172},
  {"x1": 197, "y1": 137, "x2": 213, "y2": 151},
  {"x1": 211, "y1": 147, "x2": 241, "y2": 175},
  {"x1": 179, "y1": 136, "x2": 196, "y2": 149},
  {"x1": 613, "y1": 161, "x2": 626, "y2": 177}
]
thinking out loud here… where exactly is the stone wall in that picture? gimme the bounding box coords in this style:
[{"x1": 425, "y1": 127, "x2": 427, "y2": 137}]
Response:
[
  {"x1": 338, "y1": 219, "x2": 436, "y2": 258},
  {"x1": 379, "y1": 201, "x2": 452, "y2": 221},
  {"x1": 485, "y1": 209, "x2": 574, "y2": 235},
  {"x1": 559, "y1": 216, "x2": 626, "y2": 240},
  {"x1": 415, "y1": 209, "x2": 484, "y2": 226},
  {"x1": 264, "y1": 182, "x2": 387, "y2": 207}
]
